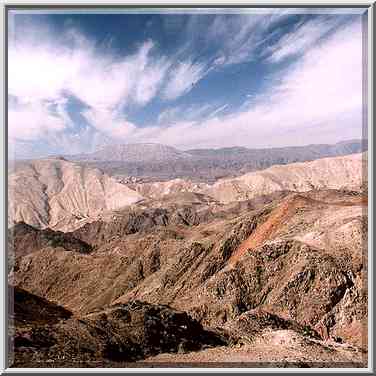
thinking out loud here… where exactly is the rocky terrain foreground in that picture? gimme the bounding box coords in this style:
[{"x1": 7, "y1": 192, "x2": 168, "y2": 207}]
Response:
[{"x1": 8, "y1": 165, "x2": 368, "y2": 368}]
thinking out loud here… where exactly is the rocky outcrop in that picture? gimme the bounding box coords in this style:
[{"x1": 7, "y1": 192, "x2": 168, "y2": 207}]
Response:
[
  {"x1": 11, "y1": 289, "x2": 226, "y2": 367},
  {"x1": 11, "y1": 286, "x2": 73, "y2": 326},
  {"x1": 9, "y1": 222, "x2": 92, "y2": 258},
  {"x1": 224, "y1": 307, "x2": 321, "y2": 344},
  {"x1": 7, "y1": 222, "x2": 92, "y2": 275},
  {"x1": 133, "y1": 179, "x2": 208, "y2": 200}
]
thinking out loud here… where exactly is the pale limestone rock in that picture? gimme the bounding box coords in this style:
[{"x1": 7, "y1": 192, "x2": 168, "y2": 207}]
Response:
[
  {"x1": 204, "y1": 153, "x2": 365, "y2": 203},
  {"x1": 8, "y1": 159, "x2": 144, "y2": 232},
  {"x1": 133, "y1": 153, "x2": 365, "y2": 204}
]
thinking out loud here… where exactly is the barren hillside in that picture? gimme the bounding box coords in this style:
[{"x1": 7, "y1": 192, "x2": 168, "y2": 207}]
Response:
[
  {"x1": 7, "y1": 147, "x2": 368, "y2": 368},
  {"x1": 9, "y1": 153, "x2": 366, "y2": 233},
  {"x1": 134, "y1": 153, "x2": 366, "y2": 204},
  {"x1": 8, "y1": 158, "x2": 144, "y2": 232},
  {"x1": 204, "y1": 152, "x2": 365, "y2": 203}
]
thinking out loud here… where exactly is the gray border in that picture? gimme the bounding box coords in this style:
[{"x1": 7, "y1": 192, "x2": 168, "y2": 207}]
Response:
[
  {"x1": 4, "y1": 3, "x2": 12, "y2": 371},
  {"x1": 2, "y1": 1, "x2": 8, "y2": 374},
  {"x1": 1, "y1": 2, "x2": 374, "y2": 374}
]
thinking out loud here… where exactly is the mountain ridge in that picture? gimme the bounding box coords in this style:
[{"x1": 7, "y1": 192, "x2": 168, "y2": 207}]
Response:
[
  {"x1": 8, "y1": 152, "x2": 366, "y2": 232},
  {"x1": 63, "y1": 139, "x2": 367, "y2": 183},
  {"x1": 133, "y1": 152, "x2": 366, "y2": 204},
  {"x1": 72, "y1": 143, "x2": 192, "y2": 162}
]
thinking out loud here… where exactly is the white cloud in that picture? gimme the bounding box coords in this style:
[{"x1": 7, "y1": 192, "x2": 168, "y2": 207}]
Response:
[
  {"x1": 82, "y1": 108, "x2": 137, "y2": 140},
  {"x1": 208, "y1": 104, "x2": 229, "y2": 118},
  {"x1": 65, "y1": 40, "x2": 169, "y2": 112},
  {"x1": 157, "y1": 13, "x2": 287, "y2": 99},
  {"x1": 8, "y1": 24, "x2": 169, "y2": 142},
  {"x1": 8, "y1": 14, "x2": 364, "y2": 156},
  {"x1": 162, "y1": 61, "x2": 209, "y2": 100},
  {"x1": 135, "y1": 57, "x2": 171, "y2": 105},
  {"x1": 265, "y1": 17, "x2": 342, "y2": 63},
  {"x1": 157, "y1": 107, "x2": 181, "y2": 125},
  {"x1": 158, "y1": 103, "x2": 218, "y2": 125},
  {"x1": 124, "y1": 19, "x2": 363, "y2": 149},
  {"x1": 9, "y1": 101, "x2": 66, "y2": 140},
  {"x1": 8, "y1": 19, "x2": 216, "y2": 148},
  {"x1": 204, "y1": 12, "x2": 291, "y2": 66}
]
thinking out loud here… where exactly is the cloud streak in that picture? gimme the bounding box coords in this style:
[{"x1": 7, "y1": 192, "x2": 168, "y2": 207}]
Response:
[
  {"x1": 162, "y1": 60, "x2": 210, "y2": 100},
  {"x1": 264, "y1": 16, "x2": 344, "y2": 63}
]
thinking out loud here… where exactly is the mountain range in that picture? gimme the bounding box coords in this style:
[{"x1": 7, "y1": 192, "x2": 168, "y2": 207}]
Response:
[
  {"x1": 8, "y1": 152, "x2": 366, "y2": 232},
  {"x1": 65, "y1": 139, "x2": 367, "y2": 183}
]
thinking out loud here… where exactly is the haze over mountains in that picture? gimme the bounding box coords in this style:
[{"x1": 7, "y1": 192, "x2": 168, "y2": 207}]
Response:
[
  {"x1": 74, "y1": 143, "x2": 192, "y2": 163},
  {"x1": 134, "y1": 152, "x2": 365, "y2": 204},
  {"x1": 65, "y1": 139, "x2": 367, "y2": 182}
]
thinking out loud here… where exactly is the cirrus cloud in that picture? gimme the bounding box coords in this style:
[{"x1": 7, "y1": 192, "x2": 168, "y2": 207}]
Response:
[
  {"x1": 124, "y1": 18, "x2": 364, "y2": 149},
  {"x1": 8, "y1": 12, "x2": 365, "y2": 158}
]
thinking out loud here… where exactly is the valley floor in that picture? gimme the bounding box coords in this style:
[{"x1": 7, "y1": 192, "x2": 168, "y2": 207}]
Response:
[{"x1": 140, "y1": 331, "x2": 366, "y2": 368}]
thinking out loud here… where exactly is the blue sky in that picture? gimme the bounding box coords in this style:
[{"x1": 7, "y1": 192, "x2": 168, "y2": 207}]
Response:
[{"x1": 8, "y1": 9, "x2": 366, "y2": 158}]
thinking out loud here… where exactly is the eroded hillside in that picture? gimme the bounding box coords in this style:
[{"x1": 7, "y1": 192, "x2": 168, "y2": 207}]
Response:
[
  {"x1": 9, "y1": 153, "x2": 366, "y2": 233},
  {"x1": 9, "y1": 187, "x2": 368, "y2": 367},
  {"x1": 133, "y1": 153, "x2": 365, "y2": 204},
  {"x1": 8, "y1": 158, "x2": 144, "y2": 232}
]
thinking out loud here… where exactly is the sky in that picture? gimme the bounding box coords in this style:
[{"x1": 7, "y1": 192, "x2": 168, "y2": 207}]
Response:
[{"x1": 8, "y1": 8, "x2": 367, "y2": 158}]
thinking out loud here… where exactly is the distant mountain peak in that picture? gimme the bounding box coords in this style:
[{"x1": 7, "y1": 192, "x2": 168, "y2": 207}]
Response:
[{"x1": 75, "y1": 142, "x2": 193, "y2": 163}]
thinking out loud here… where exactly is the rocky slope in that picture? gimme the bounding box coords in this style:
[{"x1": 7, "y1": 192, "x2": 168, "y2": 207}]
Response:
[
  {"x1": 9, "y1": 188, "x2": 368, "y2": 367},
  {"x1": 7, "y1": 142, "x2": 368, "y2": 367},
  {"x1": 141, "y1": 329, "x2": 365, "y2": 367},
  {"x1": 8, "y1": 158, "x2": 144, "y2": 232},
  {"x1": 10, "y1": 287, "x2": 226, "y2": 367},
  {"x1": 8, "y1": 222, "x2": 92, "y2": 259},
  {"x1": 10, "y1": 286, "x2": 364, "y2": 368},
  {"x1": 131, "y1": 179, "x2": 208, "y2": 200}
]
